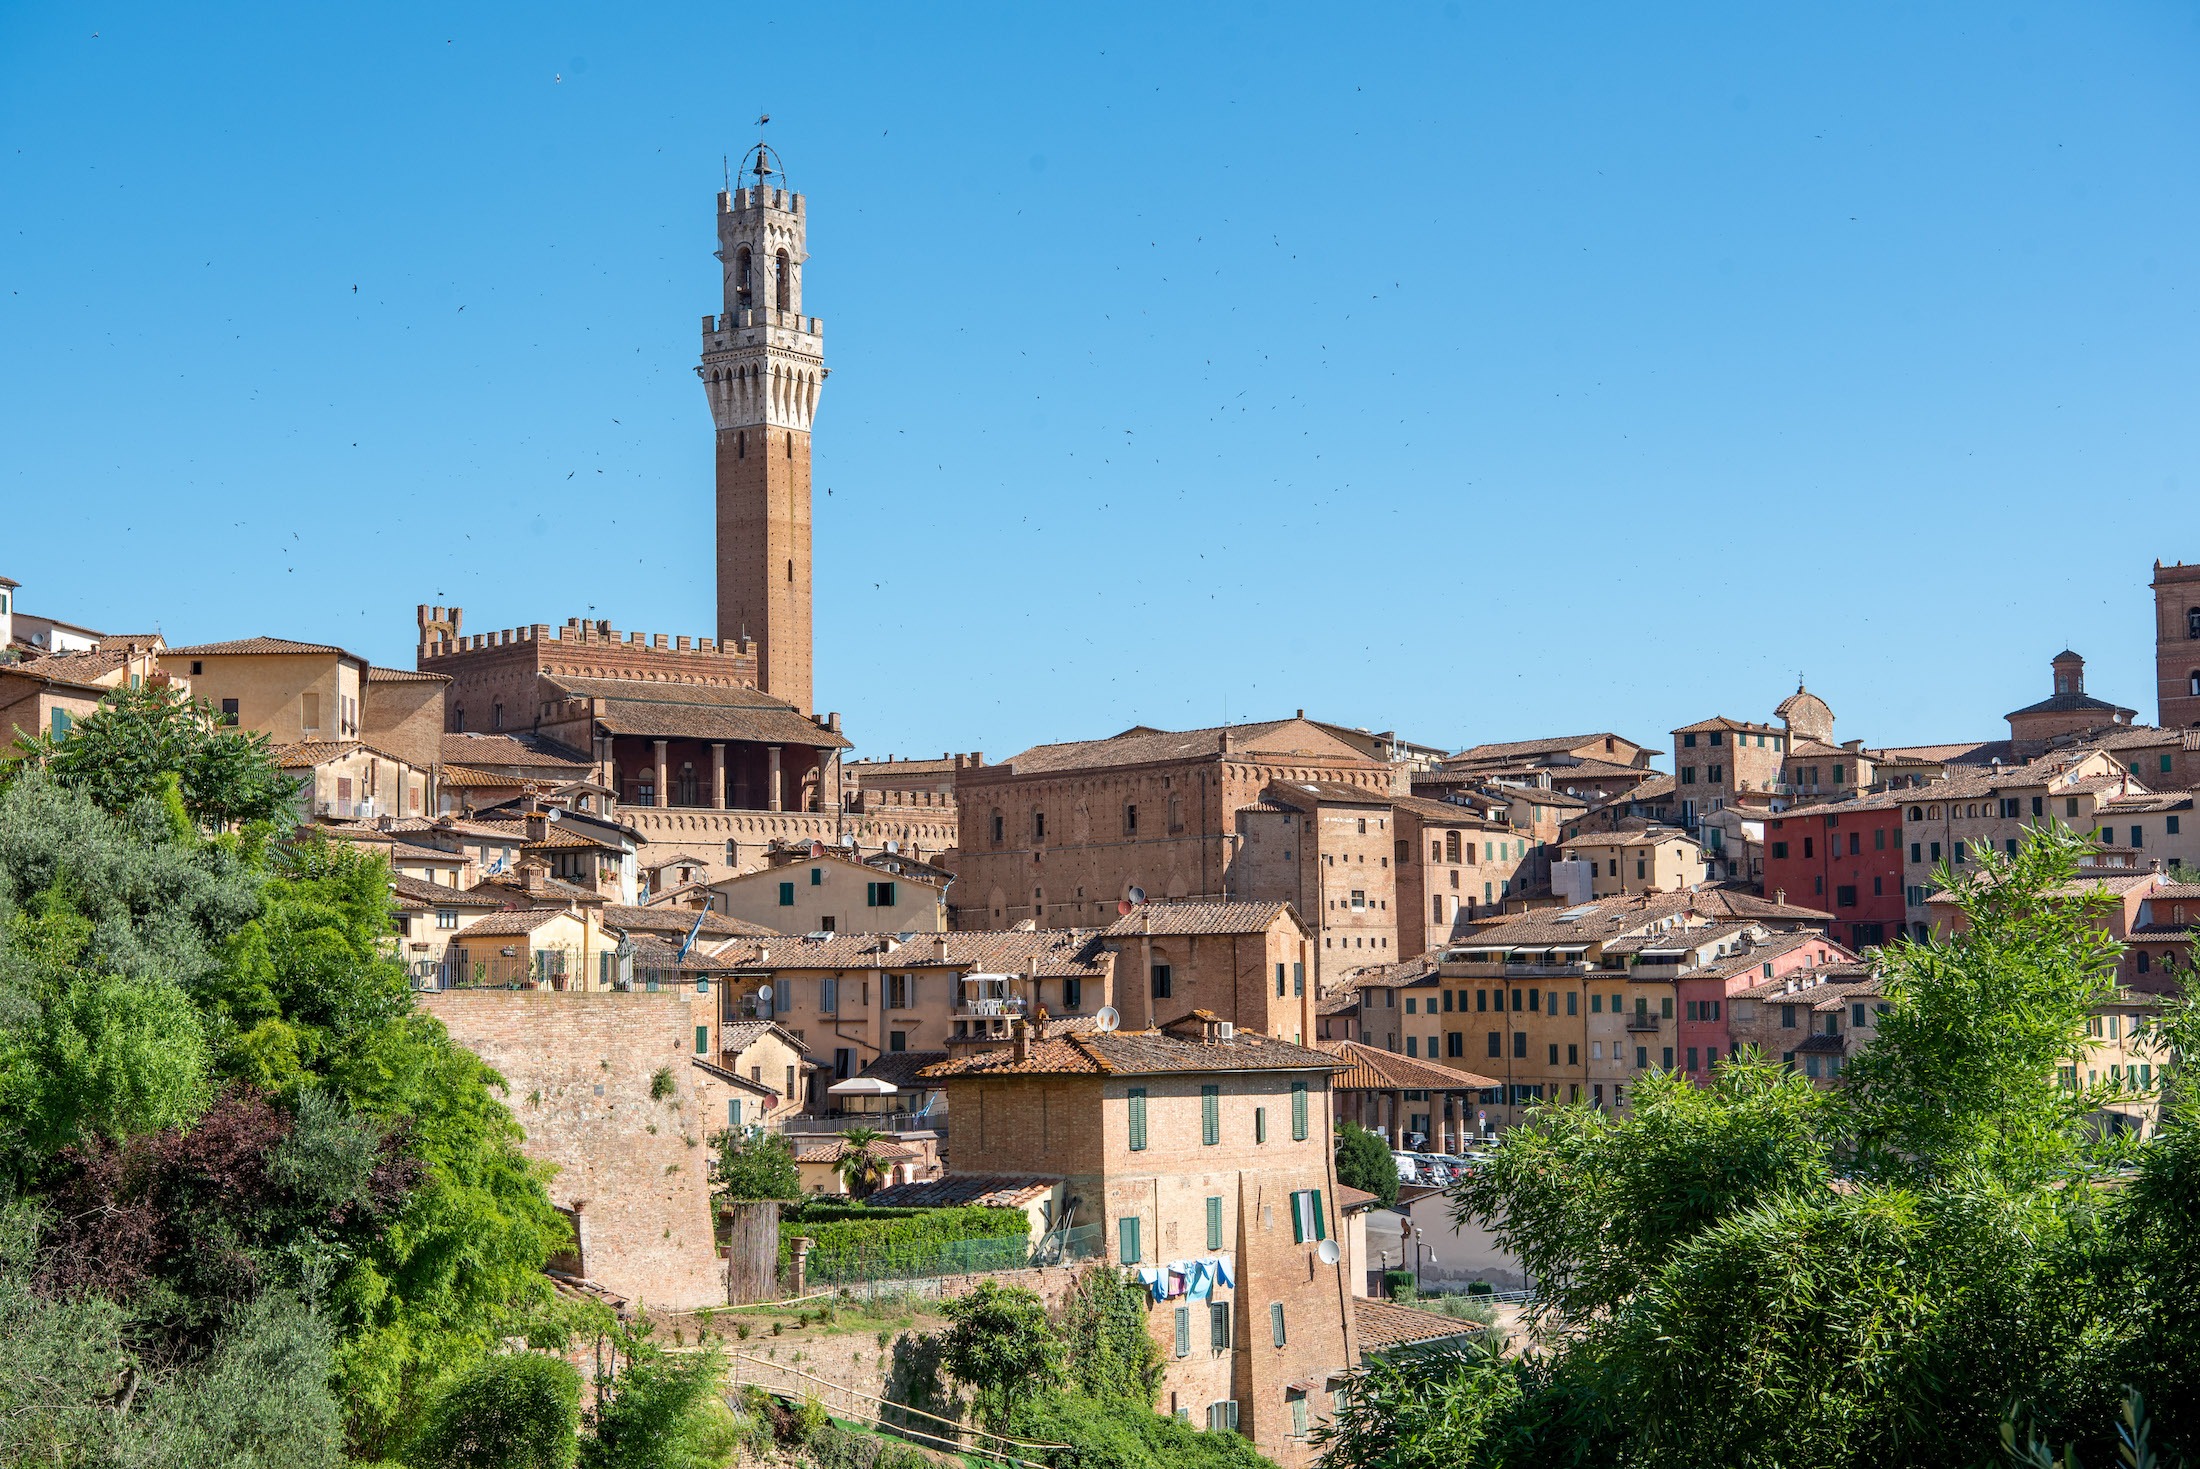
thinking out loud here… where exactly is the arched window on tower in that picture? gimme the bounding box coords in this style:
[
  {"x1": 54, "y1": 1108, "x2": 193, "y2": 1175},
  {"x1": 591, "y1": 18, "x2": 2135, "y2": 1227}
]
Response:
[
  {"x1": 452, "y1": 704, "x2": 464, "y2": 733},
  {"x1": 735, "y1": 247, "x2": 752, "y2": 307},
  {"x1": 2189, "y1": 607, "x2": 2200, "y2": 639},
  {"x1": 492, "y1": 700, "x2": 503, "y2": 731},
  {"x1": 775, "y1": 250, "x2": 791, "y2": 311}
]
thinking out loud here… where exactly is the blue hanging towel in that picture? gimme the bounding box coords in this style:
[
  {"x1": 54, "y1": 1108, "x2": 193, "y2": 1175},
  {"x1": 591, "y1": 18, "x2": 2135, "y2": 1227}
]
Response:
[
  {"x1": 1188, "y1": 1260, "x2": 1213, "y2": 1301},
  {"x1": 1214, "y1": 1257, "x2": 1236, "y2": 1290},
  {"x1": 1137, "y1": 1267, "x2": 1165, "y2": 1302}
]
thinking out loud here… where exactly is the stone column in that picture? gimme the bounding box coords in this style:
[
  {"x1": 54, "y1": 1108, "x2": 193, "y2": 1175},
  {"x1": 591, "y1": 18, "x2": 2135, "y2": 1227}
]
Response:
[
  {"x1": 653, "y1": 740, "x2": 669, "y2": 808},
  {"x1": 1390, "y1": 1089, "x2": 1404, "y2": 1148},
  {"x1": 711, "y1": 743, "x2": 727, "y2": 810},
  {"x1": 767, "y1": 745, "x2": 783, "y2": 813}
]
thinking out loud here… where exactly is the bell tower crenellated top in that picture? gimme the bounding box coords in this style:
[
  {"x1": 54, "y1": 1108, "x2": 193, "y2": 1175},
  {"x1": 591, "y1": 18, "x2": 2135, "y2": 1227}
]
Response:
[{"x1": 698, "y1": 143, "x2": 825, "y2": 434}]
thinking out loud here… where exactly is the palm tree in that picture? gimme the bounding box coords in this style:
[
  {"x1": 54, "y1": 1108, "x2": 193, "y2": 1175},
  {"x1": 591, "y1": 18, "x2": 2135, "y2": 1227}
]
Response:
[{"x1": 835, "y1": 1126, "x2": 889, "y2": 1199}]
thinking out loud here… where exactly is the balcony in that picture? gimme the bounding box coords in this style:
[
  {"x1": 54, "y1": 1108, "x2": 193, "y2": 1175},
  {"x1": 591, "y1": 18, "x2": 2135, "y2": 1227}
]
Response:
[{"x1": 1625, "y1": 1012, "x2": 1663, "y2": 1032}]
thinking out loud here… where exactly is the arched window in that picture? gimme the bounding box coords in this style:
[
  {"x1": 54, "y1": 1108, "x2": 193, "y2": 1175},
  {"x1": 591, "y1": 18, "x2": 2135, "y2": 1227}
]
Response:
[
  {"x1": 735, "y1": 247, "x2": 752, "y2": 305},
  {"x1": 775, "y1": 249, "x2": 791, "y2": 310},
  {"x1": 1909, "y1": 806, "x2": 1923, "y2": 822},
  {"x1": 452, "y1": 704, "x2": 464, "y2": 732},
  {"x1": 2189, "y1": 606, "x2": 2200, "y2": 639},
  {"x1": 1928, "y1": 805, "x2": 1940, "y2": 819},
  {"x1": 492, "y1": 700, "x2": 503, "y2": 730}
]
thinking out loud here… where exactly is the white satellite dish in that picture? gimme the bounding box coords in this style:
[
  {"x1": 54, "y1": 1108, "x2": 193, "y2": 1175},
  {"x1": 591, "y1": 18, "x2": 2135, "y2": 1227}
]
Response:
[
  {"x1": 1316, "y1": 1239, "x2": 1341, "y2": 1266},
  {"x1": 1094, "y1": 1006, "x2": 1120, "y2": 1033},
  {"x1": 1127, "y1": 885, "x2": 1146, "y2": 905},
  {"x1": 885, "y1": 839, "x2": 900, "y2": 854}
]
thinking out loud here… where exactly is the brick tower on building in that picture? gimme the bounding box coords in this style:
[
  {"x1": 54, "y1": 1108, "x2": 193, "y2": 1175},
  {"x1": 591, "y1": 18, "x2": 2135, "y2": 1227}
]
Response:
[
  {"x1": 2153, "y1": 560, "x2": 2200, "y2": 729},
  {"x1": 700, "y1": 143, "x2": 823, "y2": 714}
]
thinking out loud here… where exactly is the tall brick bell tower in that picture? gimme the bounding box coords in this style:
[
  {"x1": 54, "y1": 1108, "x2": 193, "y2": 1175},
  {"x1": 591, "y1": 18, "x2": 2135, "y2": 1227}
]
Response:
[{"x1": 700, "y1": 143, "x2": 823, "y2": 714}]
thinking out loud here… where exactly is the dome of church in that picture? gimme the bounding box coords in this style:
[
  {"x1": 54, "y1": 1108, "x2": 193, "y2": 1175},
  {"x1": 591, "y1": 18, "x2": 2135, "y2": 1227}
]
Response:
[{"x1": 1775, "y1": 681, "x2": 1834, "y2": 743}]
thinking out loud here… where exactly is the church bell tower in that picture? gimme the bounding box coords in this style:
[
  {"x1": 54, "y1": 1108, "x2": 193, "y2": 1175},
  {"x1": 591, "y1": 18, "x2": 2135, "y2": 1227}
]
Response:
[{"x1": 700, "y1": 143, "x2": 822, "y2": 713}]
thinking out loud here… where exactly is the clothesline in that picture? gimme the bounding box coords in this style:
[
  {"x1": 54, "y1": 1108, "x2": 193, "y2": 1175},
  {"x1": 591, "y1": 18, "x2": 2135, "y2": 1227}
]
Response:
[{"x1": 1135, "y1": 1255, "x2": 1236, "y2": 1303}]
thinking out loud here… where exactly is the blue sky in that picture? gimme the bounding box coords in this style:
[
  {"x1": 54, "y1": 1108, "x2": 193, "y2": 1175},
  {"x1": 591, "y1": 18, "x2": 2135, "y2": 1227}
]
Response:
[{"x1": 4, "y1": 3, "x2": 2195, "y2": 764}]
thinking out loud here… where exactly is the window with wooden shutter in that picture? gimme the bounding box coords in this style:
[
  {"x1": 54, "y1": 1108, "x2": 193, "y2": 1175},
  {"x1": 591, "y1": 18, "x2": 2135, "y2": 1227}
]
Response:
[
  {"x1": 1206, "y1": 1196, "x2": 1222, "y2": 1250},
  {"x1": 1119, "y1": 1215, "x2": 1142, "y2": 1264},
  {"x1": 1174, "y1": 1306, "x2": 1190, "y2": 1357},
  {"x1": 1270, "y1": 1301, "x2": 1287, "y2": 1346},
  {"x1": 1291, "y1": 1081, "x2": 1308, "y2": 1140},
  {"x1": 1201, "y1": 1085, "x2": 1219, "y2": 1145},
  {"x1": 1127, "y1": 1089, "x2": 1147, "y2": 1151}
]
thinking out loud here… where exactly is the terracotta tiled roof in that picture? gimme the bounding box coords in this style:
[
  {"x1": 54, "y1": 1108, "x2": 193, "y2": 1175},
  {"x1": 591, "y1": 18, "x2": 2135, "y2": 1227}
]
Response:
[
  {"x1": 1563, "y1": 828, "x2": 1697, "y2": 850},
  {"x1": 602, "y1": 904, "x2": 775, "y2": 939},
  {"x1": 1673, "y1": 715, "x2": 1780, "y2": 735},
  {"x1": 438, "y1": 765, "x2": 530, "y2": 789},
  {"x1": 1387, "y1": 795, "x2": 1508, "y2": 827},
  {"x1": 1102, "y1": 900, "x2": 1302, "y2": 938},
  {"x1": 713, "y1": 928, "x2": 1113, "y2": 979},
  {"x1": 368, "y1": 665, "x2": 450, "y2": 683},
  {"x1": 476, "y1": 873, "x2": 606, "y2": 907},
  {"x1": 792, "y1": 1138, "x2": 919, "y2": 1165},
  {"x1": 1621, "y1": 774, "x2": 1676, "y2": 801},
  {"x1": 2006, "y1": 691, "x2": 2137, "y2": 720},
  {"x1": 1690, "y1": 889, "x2": 1834, "y2": 923},
  {"x1": 2099, "y1": 792, "x2": 2194, "y2": 814},
  {"x1": 271, "y1": 740, "x2": 365, "y2": 769},
  {"x1": 1739, "y1": 962, "x2": 1878, "y2": 1002},
  {"x1": 440, "y1": 732, "x2": 595, "y2": 769},
  {"x1": 848, "y1": 756, "x2": 961, "y2": 776},
  {"x1": 1446, "y1": 734, "x2": 1641, "y2": 765},
  {"x1": 1452, "y1": 893, "x2": 1695, "y2": 950},
  {"x1": 454, "y1": 909, "x2": 574, "y2": 937},
  {"x1": 1262, "y1": 779, "x2": 1398, "y2": 810},
  {"x1": 857, "y1": 1050, "x2": 951, "y2": 1088},
  {"x1": 164, "y1": 636, "x2": 361, "y2": 659},
  {"x1": 546, "y1": 676, "x2": 851, "y2": 749},
  {"x1": 1689, "y1": 931, "x2": 1846, "y2": 979},
  {"x1": 918, "y1": 1028, "x2": 1343, "y2": 1079},
  {"x1": 994, "y1": 718, "x2": 1377, "y2": 776},
  {"x1": 1335, "y1": 1184, "x2": 1381, "y2": 1213},
  {"x1": 1355, "y1": 1297, "x2": 1480, "y2": 1354},
  {"x1": 1319, "y1": 1040, "x2": 1497, "y2": 1092},
  {"x1": 866, "y1": 1175, "x2": 1057, "y2": 1208},
  {"x1": 1332, "y1": 955, "x2": 1441, "y2": 990},
  {"x1": 1871, "y1": 741, "x2": 1995, "y2": 764},
  {"x1": 387, "y1": 872, "x2": 501, "y2": 907}
]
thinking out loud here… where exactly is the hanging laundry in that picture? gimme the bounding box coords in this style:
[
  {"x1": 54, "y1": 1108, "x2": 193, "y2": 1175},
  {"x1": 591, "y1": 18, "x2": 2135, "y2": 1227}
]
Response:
[{"x1": 1136, "y1": 1266, "x2": 1165, "y2": 1302}]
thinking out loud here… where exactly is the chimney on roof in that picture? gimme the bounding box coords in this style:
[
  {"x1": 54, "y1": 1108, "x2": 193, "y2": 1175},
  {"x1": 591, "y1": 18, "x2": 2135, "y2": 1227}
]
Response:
[
  {"x1": 1774, "y1": 888, "x2": 1786, "y2": 906},
  {"x1": 1013, "y1": 1012, "x2": 1033, "y2": 1063}
]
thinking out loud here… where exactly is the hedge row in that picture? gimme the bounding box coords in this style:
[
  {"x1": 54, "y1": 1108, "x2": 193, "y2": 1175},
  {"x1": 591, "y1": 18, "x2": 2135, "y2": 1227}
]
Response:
[{"x1": 780, "y1": 1205, "x2": 1031, "y2": 1282}]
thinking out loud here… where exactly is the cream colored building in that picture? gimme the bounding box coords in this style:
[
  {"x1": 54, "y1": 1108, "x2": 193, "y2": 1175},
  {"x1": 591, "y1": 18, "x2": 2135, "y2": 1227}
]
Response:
[
  {"x1": 279, "y1": 740, "x2": 431, "y2": 823},
  {"x1": 708, "y1": 848, "x2": 948, "y2": 933},
  {"x1": 163, "y1": 636, "x2": 371, "y2": 745},
  {"x1": 1558, "y1": 828, "x2": 1707, "y2": 897}
]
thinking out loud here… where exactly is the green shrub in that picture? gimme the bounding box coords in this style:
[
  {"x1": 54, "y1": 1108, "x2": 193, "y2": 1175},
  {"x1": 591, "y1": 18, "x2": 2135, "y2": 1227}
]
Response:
[
  {"x1": 1382, "y1": 1270, "x2": 1416, "y2": 1301},
  {"x1": 1059, "y1": 1268, "x2": 1164, "y2": 1406},
  {"x1": 1004, "y1": 1389, "x2": 1276, "y2": 1469},
  {"x1": 406, "y1": 1352, "x2": 580, "y2": 1469},
  {"x1": 580, "y1": 1344, "x2": 722, "y2": 1469},
  {"x1": 801, "y1": 1421, "x2": 936, "y2": 1469},
  {"x1": 782, "y1": 1206, "x2": 1030, "y2": 1282}
]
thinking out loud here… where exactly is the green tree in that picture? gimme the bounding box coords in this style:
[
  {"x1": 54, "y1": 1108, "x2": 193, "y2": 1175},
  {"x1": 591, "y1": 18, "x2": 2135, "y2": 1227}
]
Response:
[
  {"x1": 939, "y1": 1281, "x2": 1063, "y2": 1428},
  {"x1": 1332, "y1": 1120, "x2": 1400, "y2": 1208},
  {"x1": 19, "y1": 681, "x2": 299, "y2": 830},
  {"x1": 1314, "y1": 826, "x2": 2169, "y2": 1469},
  {"x1": 708, "y1": 1126, "x2": 801, "y2": 1203},
  {"x1": 1058, "y1": 1267, "x2": 1164, "y2": 1405},
  {"x1": 408, "y1": 1352, "x2": 581, "y2": 1469},
  {"x1": 835, "y1": 1125, "x2": 890, "y2": 1199},
  {"x1": 581, "y1": 1338, "x2": 731, "y2": 1469}
]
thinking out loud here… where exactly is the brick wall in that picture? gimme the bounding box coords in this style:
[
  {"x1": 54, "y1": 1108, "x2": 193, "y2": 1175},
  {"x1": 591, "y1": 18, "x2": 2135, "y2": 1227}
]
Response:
[{"x1": 421, "y1": 989, "x2": 742, "y2": 1310}]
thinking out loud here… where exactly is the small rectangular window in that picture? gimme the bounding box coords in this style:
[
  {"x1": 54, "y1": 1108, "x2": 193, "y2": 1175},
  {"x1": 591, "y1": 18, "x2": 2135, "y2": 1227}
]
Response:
[
  {"x1": 1201, "y1": 1085, "x2": 1220, "y2": 1145},
  {"x1": 694, "y1": 1025, "x2": 708, "y2": 1054},
  {"x1": 1127, "y1": 1089, "x2": 1148, "y2": 1150},
  {"x1": 1120, "y1": 1215, "x2": 1143, "y2": 1264},
  {"x1": 1174, "y1": 1305, "x2": 1190, "y2": 1357},
  {"x1": 1150, "y1": 964, "x2": 1172, "y2": 999},
  {"x1": 1255, "y1": 1106, "x2": 1266, "y2": 1142},
  {"x1": 1291, "y1": 1081, "x2": 1308, "y2": 1140},
  {"x1": 1210, "y1": 1301, "x2": 1231, "y2": 1351},
  {"x1": 1206, "y1": 1195, "x2": 1223, "y2": 1250},
  {"x1": 1270, "y1": 1301, "x2": 1287, "y2": 1347},
  {"x1": 777, "y1": 881, "x2": 794, "y2": 906}
]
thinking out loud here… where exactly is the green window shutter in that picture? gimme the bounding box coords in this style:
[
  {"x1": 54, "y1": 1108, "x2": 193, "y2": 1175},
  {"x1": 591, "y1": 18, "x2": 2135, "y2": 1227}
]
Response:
[
  {"x1": 1291, "y1": 1396, "x2": 1309, "y2": 1436},
  {"x1": 1206, "y1": 1196, "x2": 1222, "y2": 1250},
  {"x1": 1270, "y1": 1301, "x2": 1287, "y2": 1347},
  {"x1": 1201, "y1": 1084, "x2": 1219, "y2": 1145},
  {"x1": 694, "y1": 1025, "x2": 708, "y2": 1054},
  {"x1": 1210, "y1": 1301, "x2": 1230, "y2": 1350},
  {"x1": 1174, "y1": 1306, "x2": 1190, "y2": 1357},
  {"x1": 865, "y1": 882, "x2": 877, "y2": 906},
  {"x1": 1119, "y1": 1215, "x2": 1141, "y2": 1264},
  {"x1": 1291, "y1": 1081, "x2": 1308, "y2": 1140},
  {"x1": 1255, "y1": 1107, "x2": 1266, "y2": 1144},
  {"x1": 1313, "y1": 1188, "x2": 1327, "y2": 1241},
  {"x1": 1291, "y1": 1190, "x2": 1307, "y2": 1244},
  {"x1": 1127, "y1": 1089, "x2": 1148, "y2": 1151},
  {"x1": 777, "y1": 881, "x2": 794, "y2": 906}
]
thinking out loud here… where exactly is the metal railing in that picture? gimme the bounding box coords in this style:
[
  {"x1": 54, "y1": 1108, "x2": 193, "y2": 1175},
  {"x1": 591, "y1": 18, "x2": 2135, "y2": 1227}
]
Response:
[
  {"x1": 1625, "y1": 1013, "x2": 1663, "y2": 1032},
  {"x1": 773, "y1": 1111, "x2": 943, "y2": 1136}
]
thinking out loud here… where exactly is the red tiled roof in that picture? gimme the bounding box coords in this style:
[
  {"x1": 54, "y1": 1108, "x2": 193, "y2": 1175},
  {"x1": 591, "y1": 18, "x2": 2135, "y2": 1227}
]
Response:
[
  {"x1": 918, "y1": 1028, "x2": 1343, "y2": 1079},
  {"x1": 1102, "y1": 900, "x2": 1303, "y2": 938},
  {"x1": 1319, "y1": 1040, "x2": 1497, "y2": 1092},
  {"x1": 164, "y1": 636, "x2": 362, "y2": 659},
  {"x1": 1355, "y1": 1297, "x2": 1480, "y2": 1353}
]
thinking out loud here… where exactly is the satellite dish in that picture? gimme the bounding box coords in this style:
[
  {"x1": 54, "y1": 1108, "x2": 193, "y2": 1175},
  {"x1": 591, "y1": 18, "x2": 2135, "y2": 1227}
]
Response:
[
  {"x1": 1316, "y1": 1239, "x2": 1341, "y2": 1266},
  {"x1": 1116, "y1": 898, "x2": 1134, "y2": 916},
  {"x1": 809, "y1": 840, "x2": 826, "y2": 858},
  {"x1": 885, "y1": 839, "x2": 899, "y2": 854},
  {"x1": 1127, "y1": 886, "x2": 1146, "y2": 905},
  {"x1": 1094, "y1": 1006, "x2": 1120, "y2": 1033}
]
